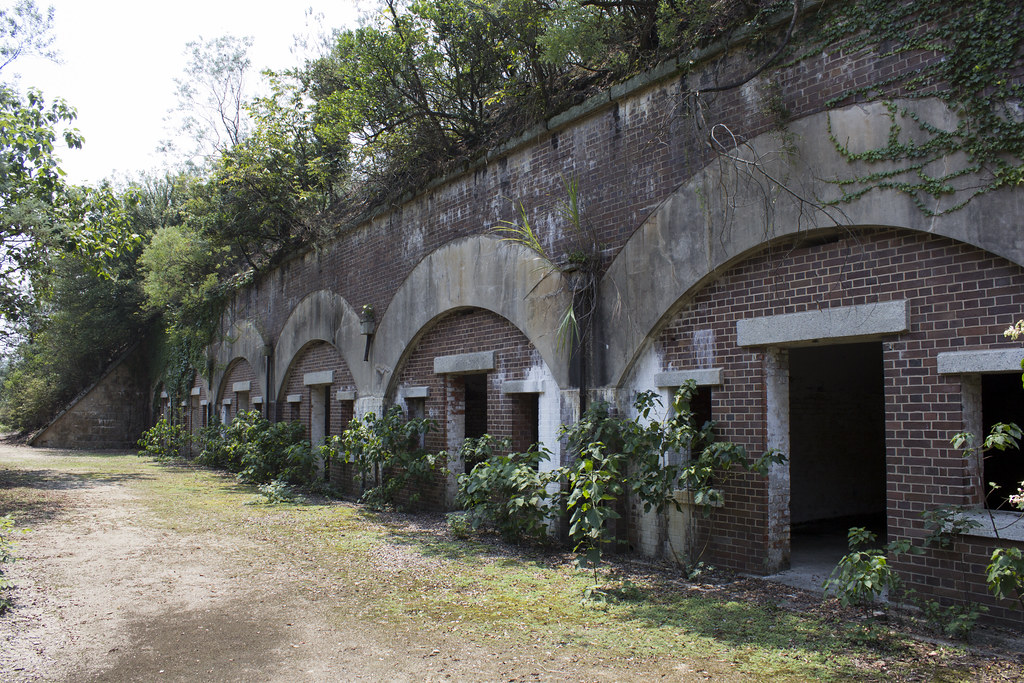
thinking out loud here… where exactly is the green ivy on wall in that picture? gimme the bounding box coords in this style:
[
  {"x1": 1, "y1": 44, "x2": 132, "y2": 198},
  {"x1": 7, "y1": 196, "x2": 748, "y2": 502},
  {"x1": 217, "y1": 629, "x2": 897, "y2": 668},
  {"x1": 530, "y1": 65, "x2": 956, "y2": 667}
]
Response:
[{"x1": 793, "y1": 0, "x2": 1024, "y2": 214}]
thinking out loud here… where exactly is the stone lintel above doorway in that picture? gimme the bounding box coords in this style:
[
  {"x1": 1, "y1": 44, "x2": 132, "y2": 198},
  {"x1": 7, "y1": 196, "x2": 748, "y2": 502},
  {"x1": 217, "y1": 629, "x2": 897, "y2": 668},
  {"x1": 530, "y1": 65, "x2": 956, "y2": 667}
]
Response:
[
  {"x1": 501, "y1": 379, "x2": 546, "y2": 394},
  {"x1": 303, "y1": 370, "x2": 334, "y2": 386},
  {"x1": 654, "y1": 368, "x2": 723, "y2": 387},
  {"x1": 433, "y1": 350, "x2": 495, "y2": 375},
  {"x1": 736, "y1": 300, "x2": 908, "y2": 347},
  {"x1": 404, "y1": 386, "x2": 429, "y2": 399},
  {"x1": 936, "y1": 348, "x2": 1024, "y2": 375}
]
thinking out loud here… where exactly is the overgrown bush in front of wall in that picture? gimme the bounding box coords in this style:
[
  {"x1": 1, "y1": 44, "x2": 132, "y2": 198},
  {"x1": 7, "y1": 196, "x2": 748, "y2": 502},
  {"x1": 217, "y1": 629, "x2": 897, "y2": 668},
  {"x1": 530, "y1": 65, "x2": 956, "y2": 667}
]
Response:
[
  {"x1": 452, "y1": 382, "x2": 785, "y2": 580},
  {"x1": 197, "y1": 410, "x2": 316, "y2": 486},
  {"x1": 137, "y1": 418, "x2": 191, "y2": 459},
  {"x1": 561, "y1": 382, "x2": 785, "y2": 576},
  {"x1": 327, "y1": 405, "x2": 437, "y2": 510},
  {"x1": 196, "y1": 419, "x2": 236, "y2": 470},
  {"x1": 456, "y1": 435, "x2": 561, "y2": 545}
]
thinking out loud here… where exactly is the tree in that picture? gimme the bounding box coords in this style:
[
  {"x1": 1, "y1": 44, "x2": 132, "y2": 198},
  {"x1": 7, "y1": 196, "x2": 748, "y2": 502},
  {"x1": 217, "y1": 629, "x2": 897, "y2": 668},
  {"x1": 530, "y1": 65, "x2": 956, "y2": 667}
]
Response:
[
  {"x1": 306, "y1": 0, "x2": 557, "y2": 194},
  {"x1": 0, "y1": 1, "x2": 138, "y2": 328},
  {"x1": 162, "y1": 34, "x2": 254, "y2": 166},
  {"x1": 0, "y1": 214, "x2": 149, "y2": 431},
  {"x1": 0, "y1": 86, "x2": 138, "y2": 327},
  {"x1": 0, "y1": 0, "x2": 57, "y2": 73}
]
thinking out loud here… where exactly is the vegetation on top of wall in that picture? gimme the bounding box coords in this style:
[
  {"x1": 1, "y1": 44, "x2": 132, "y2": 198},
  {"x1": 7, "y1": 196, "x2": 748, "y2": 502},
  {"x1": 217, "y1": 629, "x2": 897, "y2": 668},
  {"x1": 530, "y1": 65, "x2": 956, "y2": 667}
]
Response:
[{"x1": 6, "y1": 0, "x2": 1023, "y2": 442}]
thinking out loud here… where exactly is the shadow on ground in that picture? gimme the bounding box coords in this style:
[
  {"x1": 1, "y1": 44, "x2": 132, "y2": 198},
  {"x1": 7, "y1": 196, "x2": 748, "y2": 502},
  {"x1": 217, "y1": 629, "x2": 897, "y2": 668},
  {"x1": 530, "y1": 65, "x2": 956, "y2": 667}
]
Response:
[
  {"x1": 375, "y1": 511, "x2": 555, "y2": 570},
  {"x1": 0, "y1": 467, "x2": 153, "y2": 523},
  {"x1": 66, "y1": 597, "x2": 301, "y2": 683}
]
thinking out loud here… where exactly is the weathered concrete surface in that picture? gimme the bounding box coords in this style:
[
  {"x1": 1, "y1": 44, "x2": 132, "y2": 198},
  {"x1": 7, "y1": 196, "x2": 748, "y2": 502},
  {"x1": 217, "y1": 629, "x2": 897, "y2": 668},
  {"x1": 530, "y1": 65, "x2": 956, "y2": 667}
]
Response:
[
  {"x1": 303, "y1": 370, "x2": 334, "y2": 386},
  {"x1": 433, "y1": 350, "x2": 496, "y2": 374},
  {"x1": 270, "y1": 290, "x2": 362, "y2": 401},
  {"x1": 735, "y1": 300, "x2": 909, "y2": 347},
  {"x1": 210, "y1": 320, "x2": 267, "y2": 404},
  {"x1": 937, "y1": 348, "x2": 1024, "y2": 375},
  {"x1": 596, "y1": 99, "x2": 1024, "y2": 389},
  {"x1": 372, "y1": 236, "x2": 573, "y2": 397},
  {"x1": 653, "y1": 368, "x2": 723, "y2": 387}
]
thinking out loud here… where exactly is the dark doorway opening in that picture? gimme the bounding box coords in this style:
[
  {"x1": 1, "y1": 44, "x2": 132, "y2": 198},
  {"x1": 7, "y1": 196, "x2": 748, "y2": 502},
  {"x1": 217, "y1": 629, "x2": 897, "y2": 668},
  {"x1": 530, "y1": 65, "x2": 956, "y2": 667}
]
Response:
[
  {"x1": 690, "y1": 386, "x2": 713, "y2": 433},
  {"x1": 789, "y1": 342, "x2": 887, "y2": 568},
  {"x1": 982, "y1": 374, "x2": 1024, "y2": 509},
  {"x1": 463, "y1": 373, "x2": 489, "y2": 471},
  {"x1": 464, "y1": 373, "x2": 488, "y2": 439}
]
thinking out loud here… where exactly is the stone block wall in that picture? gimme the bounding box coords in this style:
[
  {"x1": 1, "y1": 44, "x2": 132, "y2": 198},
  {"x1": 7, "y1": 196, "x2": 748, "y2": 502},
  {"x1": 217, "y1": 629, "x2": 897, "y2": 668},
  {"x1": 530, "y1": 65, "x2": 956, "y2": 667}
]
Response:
[{"x1": 31, "y1": 344, "x2": 150, "y2": 450}]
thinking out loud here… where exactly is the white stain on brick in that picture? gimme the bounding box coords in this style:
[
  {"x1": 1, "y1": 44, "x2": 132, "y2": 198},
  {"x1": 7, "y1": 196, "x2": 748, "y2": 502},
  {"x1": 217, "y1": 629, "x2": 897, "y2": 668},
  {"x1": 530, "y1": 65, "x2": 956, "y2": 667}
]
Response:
[{"x1": 693, "y1": 328, "x2": 715, "y2": 368}]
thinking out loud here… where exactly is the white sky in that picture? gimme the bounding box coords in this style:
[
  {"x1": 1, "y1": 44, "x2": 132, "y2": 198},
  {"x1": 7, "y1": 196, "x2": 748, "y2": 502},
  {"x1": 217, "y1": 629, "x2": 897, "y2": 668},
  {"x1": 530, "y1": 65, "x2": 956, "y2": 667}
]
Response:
[{"x1": 8, "y1": 0, "x2": 366, "y2": 186}]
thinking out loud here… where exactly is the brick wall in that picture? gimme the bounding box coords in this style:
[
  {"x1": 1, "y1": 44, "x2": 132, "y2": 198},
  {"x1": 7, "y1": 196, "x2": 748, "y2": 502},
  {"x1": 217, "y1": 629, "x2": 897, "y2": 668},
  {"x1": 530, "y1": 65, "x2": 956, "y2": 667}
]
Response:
[
  {"x1": 277, "y1": 341, "x2": 356, "y2": 437},
  {"x1": 390, "y1": 308, "x2": 547, "y2": 508},
  {"x1": 186, "y1": 373, "x2": 210, "y2": 455},
  {"x1": 197, "y1": 13, "x2": 1024, "y2": 623},
  {"x1": 218, "y1": 359, "x2": 258, "y2": 423},
  {"x1": 219, "y1": 22, "x2": 959, "y2": 355},
  {"x1": 647, "y1": 227, "x2": 1024, "y2": 622},
  {"x1": 31, "y1": 344, "x2": 151, "y2": 450}
]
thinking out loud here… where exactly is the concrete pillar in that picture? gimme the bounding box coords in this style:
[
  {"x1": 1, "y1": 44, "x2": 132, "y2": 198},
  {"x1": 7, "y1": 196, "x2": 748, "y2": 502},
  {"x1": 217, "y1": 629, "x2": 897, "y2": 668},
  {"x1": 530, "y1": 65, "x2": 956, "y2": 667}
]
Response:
[
  {"x1": 310, "y1": 386, "x2": 327, "y2": 448},
  {"x1": 354, "y1": 395, "x2": 384, "y2": 420},
  {"x1": 558, "y1": 389, "x2": 581, "y2": 467},
  {"x1": 765, "y1": 347, "x2": 790, "y2": 573},
  {"x1": 444, "y1": 377, "x2": 466, "y2": 509},
  {"x1": 537, "y1": 384, "x2": 562, "y2": 475},
  {"x1": 960, "y1": 374, "x2": 983, "y2": 503},
  {"x1": 310, "y1": 386, "x2": 327, "y2": 478}
]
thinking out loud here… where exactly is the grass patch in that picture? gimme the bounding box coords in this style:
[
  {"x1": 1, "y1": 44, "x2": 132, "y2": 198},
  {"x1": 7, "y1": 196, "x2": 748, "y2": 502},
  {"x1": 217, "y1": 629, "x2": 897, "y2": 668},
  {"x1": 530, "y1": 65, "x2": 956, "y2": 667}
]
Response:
[{"x1": 0, "y1": 449, "x2": 1013, "y2": 681}]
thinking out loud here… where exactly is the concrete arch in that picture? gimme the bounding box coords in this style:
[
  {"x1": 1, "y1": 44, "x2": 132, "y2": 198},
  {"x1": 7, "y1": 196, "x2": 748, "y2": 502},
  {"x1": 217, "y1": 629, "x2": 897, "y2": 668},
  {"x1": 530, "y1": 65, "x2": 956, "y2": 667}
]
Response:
[
  {"x1": 597, "y1": 98, "x2": 1024, "y2": 388},
  {"x1": 372, "y1": 235, "x2": 573, "y2": 396},
  {"x1": 210, "y1": 319, "x2": 268, "y2": 402},
  {"x1": 272, "y1": 290, "x2": 363, "y2": 400}
]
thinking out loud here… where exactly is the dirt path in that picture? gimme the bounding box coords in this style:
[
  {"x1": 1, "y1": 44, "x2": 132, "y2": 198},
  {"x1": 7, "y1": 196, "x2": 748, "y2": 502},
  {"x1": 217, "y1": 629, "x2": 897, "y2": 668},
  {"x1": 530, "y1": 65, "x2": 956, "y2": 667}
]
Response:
[{"x1": 0, "y1": 446, "x2": 698, "y2": 682}]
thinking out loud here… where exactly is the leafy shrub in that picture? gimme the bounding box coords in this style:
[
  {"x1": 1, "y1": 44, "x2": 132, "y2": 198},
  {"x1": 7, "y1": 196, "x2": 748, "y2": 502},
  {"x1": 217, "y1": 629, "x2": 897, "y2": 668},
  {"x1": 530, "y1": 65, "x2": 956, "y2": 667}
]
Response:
[
  {"x1": 198, "y1": 410, "x2": 315, "y2": 486},
  {"x1": 446, "y1": 512, "x2": 473, "y2": 539},
  {"x1": 246, "y1": 479, "x2": 305, "y2": 505},
  {"x1": 564, "y1": 440, "x2": 624, "y2": 573},
  {"x1": 987, "y1": 547, "x2": 1024, "y2": 604},
  {"x1": 0, "y1": 514, "x2": 26, "y2": 614},
  {"x1": 197, "y1": 420, "x2": 237, "y2": 470},
  {"x1": 456, "y1": 436, "x2": 560, "y2": 544},
  {"x1": 560, "y1": 381, "x2": 784, "y2": 574},
  {"x1": 823, "y1": 527, "x2": 904, "y2": 607},
  {"x1": 0, "y1": 364, "x2": 61, "y2": 432},
  {"x1": 326, "y1": 405, "x2": 437, "y2": 509},
  {"x1": 919, "y1": 599, "x2": 986, "y2": 639},
  {"x1": 137, "y1": 418, "x2": 191, "y2": 459}
]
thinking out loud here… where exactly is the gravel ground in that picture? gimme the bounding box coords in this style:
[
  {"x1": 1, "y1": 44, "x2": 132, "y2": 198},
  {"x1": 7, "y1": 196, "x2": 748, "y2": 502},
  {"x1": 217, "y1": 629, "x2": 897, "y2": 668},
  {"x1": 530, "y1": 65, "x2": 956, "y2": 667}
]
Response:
[
  {"x1": 1, "y1": 443, "x2": 1022, "y2": 681},
  {"x1": 0, "y1": 445, "x2": 727, "y2": 681}
]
